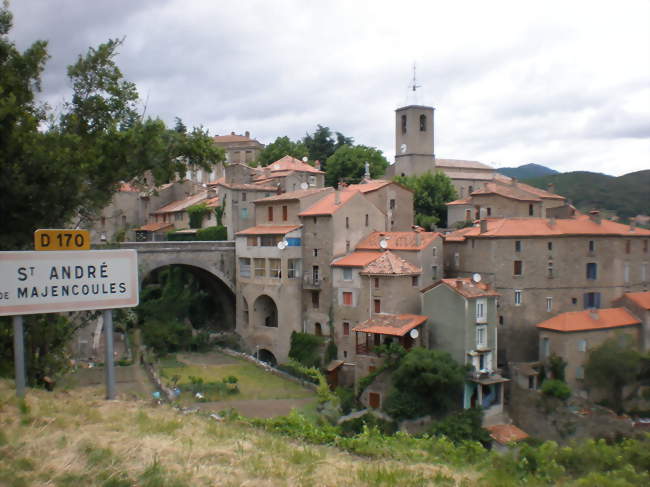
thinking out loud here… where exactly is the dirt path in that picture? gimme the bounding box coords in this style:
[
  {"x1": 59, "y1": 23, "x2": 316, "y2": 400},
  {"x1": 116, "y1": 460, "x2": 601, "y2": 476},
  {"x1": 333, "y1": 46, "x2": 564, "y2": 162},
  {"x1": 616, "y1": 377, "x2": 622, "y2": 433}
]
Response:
[{"x1": 194, "y1": 397, "x2": 316, "y2": 418}]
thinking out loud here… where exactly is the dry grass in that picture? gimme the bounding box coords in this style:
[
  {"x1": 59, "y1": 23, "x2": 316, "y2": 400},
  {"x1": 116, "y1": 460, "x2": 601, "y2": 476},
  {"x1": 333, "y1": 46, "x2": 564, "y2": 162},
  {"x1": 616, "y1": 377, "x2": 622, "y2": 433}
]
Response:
[{"x1": 0, "y1": 379, "x2": 475, "y2": 486}]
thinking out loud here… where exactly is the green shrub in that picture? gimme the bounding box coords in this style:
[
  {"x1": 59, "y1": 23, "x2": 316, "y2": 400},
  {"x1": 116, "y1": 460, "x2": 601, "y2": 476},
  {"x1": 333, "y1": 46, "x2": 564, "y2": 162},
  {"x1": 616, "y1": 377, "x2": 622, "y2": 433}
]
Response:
[
  {"x1": 541, "y1": 379, "x2": 571, "y2": 401},
  {"x1": 428, "y1": 408, "x2": 491, "y2": 445},
  {"x1": 324, "y1": 340, "x2": 338, "y2": 364},
  {"x1": 196, "y1": 225, "x2": 227, "y2": 241},
  {"x1": 288, "y1": 331, "x2": 324, "y2": 368},
  {"x1": 277, "y1": 361, "x2": 320, "y2": 384},
  {"x1": 187, "y1": 203, "x2": 209, "y2": 229},
  {"x1": 339, "y1": 412, "x2": 396, "y2": 437},
  {"x1": 166, "y1": 231, "x2": 196, "y2": 241},
  {"x1": 335, "y1": 386, "x2": 357, "y2": 415}
]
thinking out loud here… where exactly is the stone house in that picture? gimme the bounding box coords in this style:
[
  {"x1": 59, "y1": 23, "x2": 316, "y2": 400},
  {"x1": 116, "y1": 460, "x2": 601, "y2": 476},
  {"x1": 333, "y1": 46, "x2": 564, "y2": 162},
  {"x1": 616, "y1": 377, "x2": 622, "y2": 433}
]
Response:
[
  {"x1": 613, "y1": 291, "x2": 650, "y2": 352},
  {"x1": 536, "y1": 307, "x2": 642, "y2": 393},
  {"x1": 146, "y1": 189, "x2": 220, "y2": 234},
  {"x1": 420, "y1": 278, "x2": 508, "y2": 419},
  {"x1": 252, "y1": 155, "x2": 326, "y2": 191},
  {"x1": 446, "y1": 178, "x2": 567, "y2": 227},
  {"x1": 443, "y1": 213, "x2": 650, "y2": 363},
  {"x1": 213, "y1": 131, "x2": 264, "y2": 165}
]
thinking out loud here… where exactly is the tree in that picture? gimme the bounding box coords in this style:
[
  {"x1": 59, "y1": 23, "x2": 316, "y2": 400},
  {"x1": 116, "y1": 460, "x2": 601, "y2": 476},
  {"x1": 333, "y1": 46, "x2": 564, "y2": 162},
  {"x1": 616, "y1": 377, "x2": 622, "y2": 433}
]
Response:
[
  {"x1": 585, "y1": 336, "x2": 642, "y2": 413},
  {"x1": 302, "y1": 124, "x2": 353, "y2": 170},
  {"x1": 383, "y1": 348, "x2": 467, "y2": 420},
  {"x1": 325, "y1": 144, "x2": 389, "y2": 187},
  {"x1": 393, "y1": 171, "x2": 457, "y2": 228},
  {"x1": 257, "y1": 136, "x2": 308, "y2": 166}
]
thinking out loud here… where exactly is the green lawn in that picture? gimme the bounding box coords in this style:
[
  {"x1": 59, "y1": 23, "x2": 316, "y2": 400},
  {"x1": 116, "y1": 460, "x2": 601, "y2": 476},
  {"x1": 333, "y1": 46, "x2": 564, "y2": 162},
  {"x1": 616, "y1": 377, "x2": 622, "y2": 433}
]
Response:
[{"x1": 160, "y1": 353, "x2": 314, "y2": 402}]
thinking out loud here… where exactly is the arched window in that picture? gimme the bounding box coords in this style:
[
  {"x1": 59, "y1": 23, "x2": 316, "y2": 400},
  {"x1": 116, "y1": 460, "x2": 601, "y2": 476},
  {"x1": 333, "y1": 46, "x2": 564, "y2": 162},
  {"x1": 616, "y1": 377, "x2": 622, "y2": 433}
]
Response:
[
  {"x1": 420, "y1": 114, "x2": 427, "y2": 131},
  {"x1": 401, "y1": 115, "x2": 407, "y2": 134}
]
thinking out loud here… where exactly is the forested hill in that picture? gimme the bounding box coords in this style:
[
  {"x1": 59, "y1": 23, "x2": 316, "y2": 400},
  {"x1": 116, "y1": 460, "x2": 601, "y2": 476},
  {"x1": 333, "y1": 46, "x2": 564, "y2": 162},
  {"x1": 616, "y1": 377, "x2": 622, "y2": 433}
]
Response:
[
  {"x1": 497, "y1": 163, "x2": 559, "y2": 179},
  {"x1": 525, "y1": 170, "x2": 650, "y2": 220}
]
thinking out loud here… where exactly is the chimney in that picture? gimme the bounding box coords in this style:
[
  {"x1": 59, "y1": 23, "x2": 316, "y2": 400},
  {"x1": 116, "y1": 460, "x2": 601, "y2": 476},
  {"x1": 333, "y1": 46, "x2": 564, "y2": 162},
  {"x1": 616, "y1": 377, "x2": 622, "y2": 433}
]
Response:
[
  {"x1": 314, "y1": 160, "x2": 321, "y2": 170},
  {"x1": 231, "y1": 131, "x2": 235, "y2": 135},
  {"x1": 455, "y1": 280, "x2": 464, "y2": 289},
  {"x1": 510, "y1": 177, "x2": 517, "y2": 186},
  {"x1": 589, "y1": 210, "x2": 602, "y2": 224},
  {"x1": 245, "y1": 130, "x2": 250, "y2": 138},
  {"x1": 547, "y1": 182, "x2": 555, "y2": 194},
  {"x1": 479, "y1": 218, "x2": 488, "y2": 234},
  {"x1": 630, "y1": 221, "x2": 637, "y2": 232},
  {"x1": 335, "y1": 183, "x2": 342, "y2": 204},
  {"x1": 547, "y1": 216, "x2": 556, "y2": 227},
  {"x1": 416, "y1": 232, "x2": 421, "y2": 246}
]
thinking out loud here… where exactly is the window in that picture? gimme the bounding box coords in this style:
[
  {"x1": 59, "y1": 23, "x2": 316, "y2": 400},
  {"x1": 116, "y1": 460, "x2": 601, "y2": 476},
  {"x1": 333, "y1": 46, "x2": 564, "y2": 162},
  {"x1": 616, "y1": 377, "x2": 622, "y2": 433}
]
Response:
[
  {"x1": 625, "y1": 240, "x2": 631, "y2": 254},
  {"x1": 122, "y1": 215, "x2": 127, "y2": 225},
  {"x1": 528, "y1": 204, "x2": 534, "y2": 216},
  {"x1": 583, "y1": 292, "x2": 601, "y2": 309},
  {"x1": 578, "y1": 339, "x2": 587, "y2": 352},
  {"x1": 345, "y1": 241, "x2": 350, "y2": 252},
  {"x1": 286, "y1": 237, "x2": 301, "y2": 247},
  {"x1": 476, "y1": 325, "x2": 487, "y2": 349},
  {"x1": 174, "y1": 212, "x2": 183, "y2": 221},
  {"x1": 588, "y1": 240, "x2": 595, "y2": 252},
  {"x1": 454, "y1": 252, "x2": 460, "y2": 267},
  {"x1": 487, "y1": 207, "x2": 492, "y2": 216},
  {"x1": 374, "y1": 277, "x2": 379, "y2": 288},
  {"x1": 342, "y1": 292, "x2": 353, "y2": 306},
  {"x1": 308, "y1": 175, "x2": 316, "y2": 187},
  {"x1": 365, "y1": 214, "x2": 369, "y2": 226},
  {"x1": 586, "y1": 262, "x2": 597, "y2": 280},
  {"x1": 345, "y1": 216, "x2": 349, "y2": 228},
  {"x1": 515, "y1": 240, "x2": 522, "y2": 252},
  {"x1": 548, "y1": 241, "x2": 553, "y2": 251},
  {"x1": 312, "y1": 265, "x2": 319, "y2": 283},
  {"x1": 254, "y1": 258, "x2": 266, "y2": 277},
  {"x1": 624, "y1": 262, "x2": 630, "y2": 283},
  {"x1": 267, "y1": 206, "x2": 273, "y2": 222},
  {"x1": 576, "y1": 366, "x2": 585, "y2": 380},
  {"x1": 642, "y1": 262, "x2": 647, "y2": 282},
  {"x1": 389, "y1": 199, "x2": 396, "y2": 210},
  {"x1": 247, "y1": 236, "x2": 258, "y2": 246},
  {"x1": 282, "y1": 205, "x2": 288, "y2": 221},
  {"x1": 432, "y1": 266, "x2": 438, "y2": 280},
  {"x1": 476, "y1": 298, "x2": 486, "y2": 322},
  {"x1": 261, "y1": 235, "x2": 279, "y2": 246},
  {"x1": 313, "y1": 248, "x2": 319, "y2": 257},
  {"x1": 514, "y1": 290, "x2": 522, "y2": 306},
  {"x1": 242, "y1": 192, "x2": 247, "y2": 202},
  {"x1": 541, "y1": 337, "x2": 549, "y2": 359},
  {"x1": 644, "y1": 240, "x2": 648, "y2": 253},
  {"x1": 465, "y1": 209, "x2": 471, "y2": 221},
  {"x1": 419, "y1": 114, "x2": 426, "y2": 131},
  {"x1": 401, "y1": 114, "x2": 407, "y2": 134},
  {"x1": 239, "y1": 258, "x2": 251, "y2": 278},
  {"x1": 343, "y1": 322, "x2": 350, "y2": 336},
  {"x1": 287, "y1": 259, "x2": 301, "y2": 279},
  {"x1": 373, "y1": 299, "x2": 381, "y2": 313},
  {"x1": 269, "y1": 259, "x2": 281, "y2": 278},
  {"x1": 241, "y1": 207, "x2": 249, "y2": 219},
  {"x1": 514, "y1": 260, "x2": 523, "y2": 276},
  {"x1": 312, "y1": 217, "x2": 317, "y2": 224},
  {"x1": 572, "y1": 297, "x2": 577, "y2": 305},
  {"x1": 432, "y1": 247, "x2": 437, "y2": 257},
  {"x1": 468, "y1": 185, "x2": 474, "y2": 194},
  {"x1": 411, "y1": 276, "x2": 419, "y2": 287},
  {"x1": 499, "y1": 315, "x2": 504, "y2": 326},
  {"x1": 547, "y1": 261, "x2": 554, "y2": 278},
  {"x1": 343, "y1": 268, "x2": 352, "y2": 281},
  {"x1": 546, "y1": 297, "x2": 553, "y2": 312},
  {"x1": 101, "y1": 216, "x2": 106, "y2": 227},
  {"x1": 311, "y1": 291, "x2": 319, "y2": 309}
]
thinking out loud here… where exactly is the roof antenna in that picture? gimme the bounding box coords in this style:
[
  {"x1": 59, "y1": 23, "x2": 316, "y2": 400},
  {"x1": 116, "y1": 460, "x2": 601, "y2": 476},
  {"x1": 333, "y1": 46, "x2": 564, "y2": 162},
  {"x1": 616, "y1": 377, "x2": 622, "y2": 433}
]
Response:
[
  {"x1": 411, "y1": 62, "x2": 421, "y2": 92},
  {"x1": 405, "y1": 62, "x2": 421, "y2": 105}
]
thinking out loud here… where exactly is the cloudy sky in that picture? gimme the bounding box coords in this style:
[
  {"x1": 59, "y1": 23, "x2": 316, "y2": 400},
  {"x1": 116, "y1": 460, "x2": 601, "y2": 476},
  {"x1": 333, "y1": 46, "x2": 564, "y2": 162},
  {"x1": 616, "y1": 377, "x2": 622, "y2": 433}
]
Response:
[{"x1": 10, "y1": 0, "x2": 650, "y2": 176}]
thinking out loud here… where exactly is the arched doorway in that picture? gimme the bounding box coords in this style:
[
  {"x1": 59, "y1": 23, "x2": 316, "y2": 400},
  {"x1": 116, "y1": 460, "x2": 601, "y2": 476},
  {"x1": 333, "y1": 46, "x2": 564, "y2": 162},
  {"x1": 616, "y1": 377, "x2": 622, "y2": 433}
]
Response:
[
  {"x1": 314, "y1": 322, "x2": 323, "y2": 336},
  {"x1": 253, "y1": 295, "x2": 278, "y2": 328},
  {"x1": 258, "y1": 349, "x2": 277, "y2": 365}
]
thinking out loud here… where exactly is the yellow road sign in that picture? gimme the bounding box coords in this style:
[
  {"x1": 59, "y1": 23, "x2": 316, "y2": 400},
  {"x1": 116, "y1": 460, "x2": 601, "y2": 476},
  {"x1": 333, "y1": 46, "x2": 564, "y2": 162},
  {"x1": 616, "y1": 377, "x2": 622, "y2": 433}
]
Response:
[{"x1": 34, "y1": 229, "x2": 90, "y2": 251}]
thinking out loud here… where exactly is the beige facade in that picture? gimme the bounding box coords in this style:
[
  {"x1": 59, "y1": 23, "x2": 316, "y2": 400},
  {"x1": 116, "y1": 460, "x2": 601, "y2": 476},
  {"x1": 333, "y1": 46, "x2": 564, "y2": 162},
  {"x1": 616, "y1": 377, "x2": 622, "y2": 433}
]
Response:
[
  {"x1": 213, "y1": 131, "x2": 264, "y2": 164},
  {"x1": 444, "y1": 214, "x2": 650, "y2": 363}
]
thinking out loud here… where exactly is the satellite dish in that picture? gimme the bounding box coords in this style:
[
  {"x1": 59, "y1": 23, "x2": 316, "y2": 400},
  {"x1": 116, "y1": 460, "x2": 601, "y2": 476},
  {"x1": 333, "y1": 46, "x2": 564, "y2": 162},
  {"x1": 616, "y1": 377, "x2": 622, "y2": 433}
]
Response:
[
  {"x1": 472, "y1": 273, "x2": 482, "y2": 283},
  {"x1": 277, "y1": 241, "x2": 287, "y2": 250},
  {"x1": 409, "y1": 328, "x2": 419, "y2": 339},
  {"x1": 400, "y1": 143, "x2": 407, "y2": 154},
  {"x1": 302, "y1": 156, "x2": 308, "y2": 162},
  {"x1": 300, "y1": 182, "x2": 309, "y2": 190},
  {"x1": 379, "y1": 238, "x2": 388, "y2": 249}
]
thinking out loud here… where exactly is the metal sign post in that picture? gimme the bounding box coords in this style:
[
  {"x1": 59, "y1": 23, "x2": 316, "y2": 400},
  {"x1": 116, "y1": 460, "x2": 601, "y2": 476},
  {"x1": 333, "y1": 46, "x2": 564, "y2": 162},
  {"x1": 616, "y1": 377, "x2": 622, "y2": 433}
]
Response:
[
  {"x1": 13, "y1": 316, "x2": 26, "y2": 398},
  {"x1": 103, "y1": 309, "x2": 116, "y2": 400}
]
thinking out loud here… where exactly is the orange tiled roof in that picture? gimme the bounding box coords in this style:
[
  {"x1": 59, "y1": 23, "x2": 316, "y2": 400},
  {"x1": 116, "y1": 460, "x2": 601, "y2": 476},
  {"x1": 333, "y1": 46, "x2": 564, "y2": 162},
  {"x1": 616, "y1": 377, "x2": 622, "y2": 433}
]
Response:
[
  {"x1": 486, "y1": 424, "x2": 529, "y2": 445},
  {"x1": 421, "y1": 278, "x2": 500, "y2": 298},
  {"x1": 361, "y1": 250, "x2": 422, "y2": 275},
  {"x1": 235, "y1": 225, "x2": 301, "y2": 236},
  {"x1": 205, "y1": 196, "x2": 220, "y2": 208},
  {"x1": 119, "y1": 182, "x2": 139, "y2": 192},
  {"x1": 267, "y1": 155, "x2": 324, "y2": 174},
  {"x1": 153, "y1": 191, "x2": 212, "y2": 214},
  {"x1": 446, "y1": 197, "x2": 472, "y2": 206},
  {"x1": 255, "y1": 187, "x2": 331, "y2": 202},
  {"x1": 352, "y1": 314, "x2": 427, "y2": 336},
  {"x1": 213, "y1": 180, "x2": 277, "y2": 192},
  {"x1": 348, "y1": 179, "x2": 393, "y2": 193},
  {"x1": 356, "y1": 231, "x2": 440, "y2": 251},
  {"x1": 213, "y1": 134, "x2": 259, "y2": 143},
  {"x1": 299, "y1": 187, "x2": 359, "y2": 216},
  {"x1": 470, "y1": 180, "x2": 564, "y2": 202},
  {"x1": 136, "y1": 222, "x2": 174, "y2": 232},
  {"x1": 624, "y1": 291, "x2": 650, "y2": 310},
  {"x1": 444, "y1": 215, "x2": 650, "y2": 241},
  {"x1": 435, "y1": 158, "x2": 495, "y2": 170},
  {"x1": 536, "y1": 307, "x2": 641, "y2": 332},
  {"x1": 331, "y1": 251, "x2": 381, "y2": 267}
]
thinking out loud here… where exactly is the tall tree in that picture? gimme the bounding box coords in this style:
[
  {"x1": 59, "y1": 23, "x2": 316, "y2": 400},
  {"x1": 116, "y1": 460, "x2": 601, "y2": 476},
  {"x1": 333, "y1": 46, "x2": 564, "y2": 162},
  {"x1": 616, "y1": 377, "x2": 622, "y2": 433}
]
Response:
[
  {"x1": 585, "y1": 336, "x2": 642, "y2": 413},
  {"x1": 257, "y1": 136, "x2": 308, "y2": 166},
  {"x1": 393, "y1": 171, "x2": 457, "y2": 228},
  {"x1": 324, "y1": 144, "x2": 389, "y2": 187},
  {"x1": 302, "y1": 124, "x2": 353, "y2": 170}
]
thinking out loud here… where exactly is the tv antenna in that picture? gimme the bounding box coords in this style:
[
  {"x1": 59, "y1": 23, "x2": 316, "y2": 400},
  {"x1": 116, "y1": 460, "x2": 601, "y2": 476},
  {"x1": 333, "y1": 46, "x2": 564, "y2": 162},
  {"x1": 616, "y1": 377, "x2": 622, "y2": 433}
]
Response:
[{"x1": 410, "y1": 63, "x2": 421, "y2": 92}]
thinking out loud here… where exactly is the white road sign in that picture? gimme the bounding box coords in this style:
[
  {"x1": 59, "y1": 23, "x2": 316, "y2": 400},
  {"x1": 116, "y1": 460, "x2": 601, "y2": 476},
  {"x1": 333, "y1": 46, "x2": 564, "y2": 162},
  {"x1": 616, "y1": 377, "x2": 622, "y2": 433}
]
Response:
[{"x1": 0, "y1": 250, "x2": 139, "y2": 316}]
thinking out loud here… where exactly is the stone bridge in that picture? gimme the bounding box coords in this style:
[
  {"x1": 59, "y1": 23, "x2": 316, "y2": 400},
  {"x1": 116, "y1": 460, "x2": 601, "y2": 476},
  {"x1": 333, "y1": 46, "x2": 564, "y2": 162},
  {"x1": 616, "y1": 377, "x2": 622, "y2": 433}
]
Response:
[{"x1": 119, "y1": 241, "x2": 236, "y2": 291}]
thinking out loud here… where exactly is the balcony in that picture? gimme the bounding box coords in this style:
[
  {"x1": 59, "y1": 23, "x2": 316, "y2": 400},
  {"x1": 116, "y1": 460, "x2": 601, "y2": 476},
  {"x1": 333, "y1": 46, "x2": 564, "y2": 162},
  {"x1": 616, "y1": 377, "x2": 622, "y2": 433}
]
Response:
[{"x1": 303, "y1": 274, "x2": 323, "y2": 289}]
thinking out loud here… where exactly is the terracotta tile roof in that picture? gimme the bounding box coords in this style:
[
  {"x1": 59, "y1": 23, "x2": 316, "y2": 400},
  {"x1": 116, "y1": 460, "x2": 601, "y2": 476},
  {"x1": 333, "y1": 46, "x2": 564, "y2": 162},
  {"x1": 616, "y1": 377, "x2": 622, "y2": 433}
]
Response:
[
  {"x1": 470, "y1": 180, "x2": 564, "y2": 202},
  {"x1": 214, "y1": 180, "x2": 277, "y2": 191},
  {"x1": 255, "y1": 187, "x2": 331, "y2": 203},
  {"x1": 348, "y1": 179, "x2": 393, "y2": 193},
  {"x1": 446, "y1": 197, "x2": 472, "y2": 206},
  {"x1": 299, "y1": 187, "x2": 359, "y2": 216},
  {"x1": 119, "y1": 182, "x2": 139, "y2": 192},
  {"x1": 352, "y1": 314, "x2": 428, "y2": 336},
  {"x1": 153, "y1": 191, "x2": 211, "y2": 214},
  {"x1": 440, "y1": 170, "x2": 496, "y2": 181},
  {"x1": 421, "y1": 278, "x2": 500, "y2": 298},
  {"x1": 136, "y1": 222, "x2": 174, "y2": 232},
  {"x1": 435, "y1": 158, "x2": 495, "y2": 170},
  {"x1": 624, "y1": 292, "x2": 650, "y2": 310},
  {"x1": 536, "y1": 307, "x2": 641, "y2": 332},
  {"x1": 331, "y1": 251, "x2": 381, "y2": 267},
  {"x1": 356, "y1": 231, "x2": 440, "y2": 251},
  {"x1": 486, "y1": 424, "x2": 529, "y2": 445},
  {"x1": 267, "y1": 155, "x2": 324, "y2": 174},
  {"x1": 213, "y1": 134, "x2": 259, "y2": 143},
  {"x1": 444, "y1": 215, "x2": 650, "y2": 241},
  {"x1": 361, "y1": 251, "x2": 422, "y2": 275},
  {"x1": 235, "y1": 225, "x2": 301, "y2": 236},
  {"x1": 205, "y1": 196, "x2": 220, "y2": 208}
]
